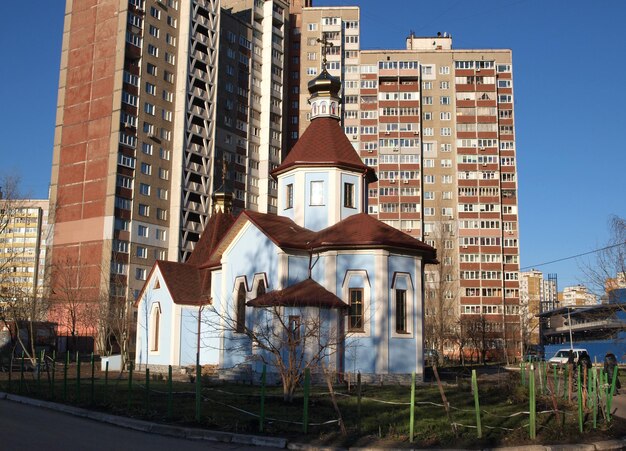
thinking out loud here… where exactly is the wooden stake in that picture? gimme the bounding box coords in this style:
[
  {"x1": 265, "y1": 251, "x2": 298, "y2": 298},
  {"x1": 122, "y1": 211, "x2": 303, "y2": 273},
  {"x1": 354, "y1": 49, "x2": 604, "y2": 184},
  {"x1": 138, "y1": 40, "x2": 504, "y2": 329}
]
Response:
[{"x1": 433, "y1": 365, "x2": 456, "y2": 435}]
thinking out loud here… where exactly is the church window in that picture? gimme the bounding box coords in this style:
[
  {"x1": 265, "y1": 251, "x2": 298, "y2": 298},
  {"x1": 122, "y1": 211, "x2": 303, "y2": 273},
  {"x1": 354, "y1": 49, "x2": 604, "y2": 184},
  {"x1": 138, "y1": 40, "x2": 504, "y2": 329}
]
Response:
[
  {"x1": 289, "y1": 316, "x2": 301, "y2": 342},
  {"x1": 395, "y1": 289, "x2": 407, "y2": 333},
  {"x1": 256, "y1": 278, "x2": 266, "y2": 297},
  {"x1": 348, "y1": 288, "x2": 363, "y2": 331},
  {"x1": 310, "y1": 180, "x2": 324, "y2": 205},
  {"x1": 343, "y1": 183, "x2": 355, "y2": 209},
  {"x1": 235, "y1": 281, "x2": 246, "y2": 333},
  {"x1": 286, "y1": 184, "x2": 293, "y2": 209},
  {"x1": 149, "y1": 303, "x2": 161, "y2": 352}
]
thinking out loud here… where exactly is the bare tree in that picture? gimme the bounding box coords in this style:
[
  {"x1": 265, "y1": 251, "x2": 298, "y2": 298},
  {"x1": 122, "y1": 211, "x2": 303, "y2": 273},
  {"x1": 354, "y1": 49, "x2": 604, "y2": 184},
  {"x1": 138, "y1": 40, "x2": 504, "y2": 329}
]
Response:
[
  {"x1": 205, "y1": 301, "x2": 346, "y2": 402},
  {"x1": 424, "y1": 219, "x2": 458, "y2": 363},
  {"x1": 582, "y1": 216, "x2": 626, "y2": 302}
]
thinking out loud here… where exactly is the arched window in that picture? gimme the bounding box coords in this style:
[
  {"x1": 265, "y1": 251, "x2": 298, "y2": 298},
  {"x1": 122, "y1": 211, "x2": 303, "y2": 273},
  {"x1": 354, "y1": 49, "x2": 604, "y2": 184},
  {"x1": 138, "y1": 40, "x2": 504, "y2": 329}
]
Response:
[
  {"x1": 150, "y1": 303, "x2": 161, "y2": 352},
  {"x1": 236, "y1": 281, "x2": 246, "y2": 333}
]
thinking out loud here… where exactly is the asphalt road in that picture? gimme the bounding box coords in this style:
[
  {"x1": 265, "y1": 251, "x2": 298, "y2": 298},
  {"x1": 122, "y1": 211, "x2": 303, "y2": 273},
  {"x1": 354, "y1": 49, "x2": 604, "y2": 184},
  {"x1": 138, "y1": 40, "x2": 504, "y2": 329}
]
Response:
[{"x1": 0, "y1": 400, "x2": 282, "y2": 451}]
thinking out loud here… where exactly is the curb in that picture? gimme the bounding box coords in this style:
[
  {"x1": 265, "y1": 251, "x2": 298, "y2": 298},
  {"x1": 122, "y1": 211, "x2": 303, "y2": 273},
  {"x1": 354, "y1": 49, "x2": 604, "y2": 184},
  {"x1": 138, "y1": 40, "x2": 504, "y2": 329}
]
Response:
[{"x1": 0, "y1": 392, "x2": 287, "y2": 449}]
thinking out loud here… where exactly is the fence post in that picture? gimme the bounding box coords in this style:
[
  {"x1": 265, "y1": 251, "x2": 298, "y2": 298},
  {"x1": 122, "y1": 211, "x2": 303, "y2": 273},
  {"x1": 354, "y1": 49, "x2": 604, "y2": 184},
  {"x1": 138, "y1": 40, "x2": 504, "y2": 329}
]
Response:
[
  {"x1": 520, "y1": 362, "x2": 525, "y2": 386},
  {"x1": 128, "y1": 361, "x2": 133, "y2": 411},
  {"x1": 90, "y1": 352, "x2": 95, "y2": 405},
  {"x1": 19, "y1": 351, "x2": 24, "y2": 395},
  {"x1": 553, "y1": 365, "x2": 558, "y2": 396},
  {"x1": 37, "y1": 350, "x2": 43, "y2": 396},
  {"x1": 592, "y1": 367, "x2": 597, "y2": 429},
  {"x1": 145, "y1": 367, "x2": 150, "y2": 411},
  {"x1": 259, "y1": 364, "x2": 266, "y2": 433},
  {"x1": 104, "y1": 361, "x2": 109, "y2": 404},
  {"x1": 76, "y1": 352, "x2": 81, "y2": 402},
  {"x1": 577, "y1": 366, "x2": 583, "y2": 432},
  {"x1": 167, "y1": 365, "x2": 173, "y2": 419},
  {"x1": 529, "y1": 364, "x2": 536, "y2": 440},
  {"x1": 63, "y1": 351, "x2": 69, "y2": 401},
  {"x1": 472, "y1": 369, "x2": 482, "y2": 439},
  {"x1": 563, "y1": 365, "x2": 568, "y2": 400},
  {"x1": 195, "y1": 364, "x2": 201, "y2": 422},
  {"x1": 357, "y1": 372, "x2": 362, "y2": 434},
  {"x1": 409, "y1": 371, "x2": 416, "y2": 443},
  {"x1": 302, "y1": 367, "x2": 310, "y2": 434},
  {"x1": 51, "y1": 350, "x2": 56, "y2": 399}
]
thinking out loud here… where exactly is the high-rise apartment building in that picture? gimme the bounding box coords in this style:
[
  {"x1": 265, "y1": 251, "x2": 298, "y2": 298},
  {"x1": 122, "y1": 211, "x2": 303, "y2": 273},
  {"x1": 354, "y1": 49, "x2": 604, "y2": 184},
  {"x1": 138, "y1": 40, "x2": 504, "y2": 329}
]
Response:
[
  {"x1": 48, "y1": 0, "x2": 290, "y2": 330},
  {"x1": 0, "y1": 200, "x2": 49, "y2": 301},
  {"x1": 298, "y1": 6, "x2": 521, "y2": 358},
  {"x1": 559, "y1": 284, "x2": 597, "y2": 307}
]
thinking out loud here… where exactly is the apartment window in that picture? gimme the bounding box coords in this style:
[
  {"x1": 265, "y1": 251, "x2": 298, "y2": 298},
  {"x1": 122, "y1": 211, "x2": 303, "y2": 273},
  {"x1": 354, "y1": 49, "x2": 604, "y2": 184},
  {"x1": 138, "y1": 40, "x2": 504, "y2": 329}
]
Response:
[
  {"x1": 165, "y1": 33, "x2": 176, "y2": 46},
  {"x1": 162, "y1": 90, "x2": 173, "y2": 102},
  {"x1": 145, "y1": 82, "x2": 156, "y2": 96},
  {"x1": 156, "y1": 229, "x2": 167, "y2": 241},
  {"x1": 423, "y1": 96, "x2": 433, "y2": 105},
  {"x1": 441, "y1": 127, "x2": 452, "y2": 136},
  {"x1": 307, "y1": 23, "x2": 317, "y2": 31},
  {"x1": 146, "y1": 63, "x2": 157, "y2": 76},
  {"x1": 439, "y1": 66, "x2": 450, "y2": 75},
  {"x1": 139, "y1": 183, "x2": 150, "y2": 196},
  {"x1": 440, "y1": 112, "x2": 451, "y2": 120},
  {"x1": 156, "y1": 208, "x2": 167, "y2": 221},
  {"x1": 344, "y1": 183, "x2": 355, "y2": 209},
  {"x1": 395, "y1": 289, "x2": 407, "y2": 333},
  {"x1": 440, "y1": 96, "x2": 451, "y2": 105},
  {"x1": 136, "y1": 246, "x2": 147, "y2": 259},
  {"x1": 138, "y1": 204, "x2": 150, "y2": 217},
  {"x1": 158, "y1": 168, "x2": 169, "y2": 180},
  {"x1": 140, "y1": 163, "x2": 151, "y2": 175},
  {"x1": 144, "y1": 103, "x2": 155, "y2": 115},
  {"x1": 116, "y1": 175, "x2": 133, "y2": 189},
  {"x1": 165, "y1": 52, "x2": 175, "y2": 65},
  {"x1": 159, "y1": 148, "x2": 171, "y2": 160},
  {"x1": 136, "y1": 268, "x2": 147, "y2": 281},
  {"x1": 285, "y1": 184, "x2": 293, "y2": 209},
  {"x1": 306, "y1": 67, "x2": 317, "y2": 76},
  {"x1": 147, "y1": 44, "x2": 158, "y2": 57},
  {"x1": 166, "y1": 15, "x2": 177, "y2": 28},
  {"x1": 164, "y1": 71, "x2": 174, "y2": 83},
  {"x1": 440, "y1": 81, "x2": 450, "y2": 89},
  {"x1": 137, "y1": 225, "x2": 149, "y2": 237},
  {"x1": 148, "y1": 25, "x2": 159, "y2": 37},
  {"x1": 348, "y1": 288, "x2": 363, "y2": 331},
  {"x1": 310, "y1": 181, "x2": 324, "y2": 206},
  {"x1": 150, "y1": 6, "x2": 161, "y2": 19},
  {"x1": 162, "y1": 109, "x2": 172, "y2": 122},
  {"x1": 157, "y1": 188, "x2": 168, "y2": 200}
]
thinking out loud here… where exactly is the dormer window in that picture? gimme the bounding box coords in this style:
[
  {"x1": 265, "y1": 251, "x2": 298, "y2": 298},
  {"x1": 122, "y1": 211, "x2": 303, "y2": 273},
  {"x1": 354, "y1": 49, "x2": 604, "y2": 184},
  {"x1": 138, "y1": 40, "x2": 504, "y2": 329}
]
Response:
[
  {"x1": 344, "y1": 183, "x2": 355, "y2": 208},
  {"x1": 310, "y1": 180, "x2": 325, "y2": 205}
]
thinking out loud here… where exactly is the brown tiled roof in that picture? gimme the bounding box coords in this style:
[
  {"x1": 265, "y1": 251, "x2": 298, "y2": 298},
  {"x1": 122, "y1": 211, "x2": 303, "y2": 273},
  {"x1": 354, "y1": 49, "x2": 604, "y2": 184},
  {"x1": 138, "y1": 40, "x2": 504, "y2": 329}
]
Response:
[
  {"x1": 243, "y1": 211, "x2": 317, "y2": 249},
  {"x1": 186, "y1": 209, "x2": 235, "y2": 266},
  {"x1": 272, "y1": 118, "x2": 377, "y2": 182},
  {"x1": 155, "y1": 261, "x2": 206, "y2": 306},
  {"x1": 311, "y1": 213, "x2": 437, "y2": 263},
  {"x1": 246, "y1": 278, "x2": 348, "y2": 309}
]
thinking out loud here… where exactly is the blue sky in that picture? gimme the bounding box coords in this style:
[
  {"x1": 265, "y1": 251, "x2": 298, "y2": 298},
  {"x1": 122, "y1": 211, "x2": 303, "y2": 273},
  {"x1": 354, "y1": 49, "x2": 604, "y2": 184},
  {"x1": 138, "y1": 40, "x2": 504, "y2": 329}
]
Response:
[{"x1": 2, "y1": 0, "x2": 624, "y2": 289}]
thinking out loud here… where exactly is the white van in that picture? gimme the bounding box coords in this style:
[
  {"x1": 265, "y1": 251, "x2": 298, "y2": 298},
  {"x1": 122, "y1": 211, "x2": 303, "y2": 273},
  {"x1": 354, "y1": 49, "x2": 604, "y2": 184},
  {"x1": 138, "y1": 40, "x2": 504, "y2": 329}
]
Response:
[{"x1": 548, "y1": 348, "x2": 588, "y2": 366}]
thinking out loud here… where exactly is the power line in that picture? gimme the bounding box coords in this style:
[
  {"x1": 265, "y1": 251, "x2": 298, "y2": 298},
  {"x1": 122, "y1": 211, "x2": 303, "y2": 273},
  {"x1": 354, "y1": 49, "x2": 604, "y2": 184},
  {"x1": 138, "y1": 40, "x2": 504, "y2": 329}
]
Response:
[{"x1": 519, "y1": 241, "x2": 626, "y2": 271}]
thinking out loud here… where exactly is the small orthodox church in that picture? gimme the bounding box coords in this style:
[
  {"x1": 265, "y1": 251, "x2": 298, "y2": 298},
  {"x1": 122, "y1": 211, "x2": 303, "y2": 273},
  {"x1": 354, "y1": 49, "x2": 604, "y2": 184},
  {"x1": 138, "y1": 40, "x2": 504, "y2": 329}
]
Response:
[{"x1": 135, "y1": 63, "x2": 437, "y2": 380}]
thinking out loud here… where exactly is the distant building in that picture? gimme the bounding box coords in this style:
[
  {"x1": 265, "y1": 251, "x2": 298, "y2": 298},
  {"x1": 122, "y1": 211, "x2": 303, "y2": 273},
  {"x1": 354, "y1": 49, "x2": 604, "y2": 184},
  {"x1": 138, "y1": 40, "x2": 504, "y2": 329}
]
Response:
[
  {"x1": 559, "y1": 284, "x2": 597, "y2": 307},
  {"x1": 519, "y1": 270, "x2": 558, "y2": 347},
  {"x1": 0, "y1": 200, "x2": 49, "y2": 302}
]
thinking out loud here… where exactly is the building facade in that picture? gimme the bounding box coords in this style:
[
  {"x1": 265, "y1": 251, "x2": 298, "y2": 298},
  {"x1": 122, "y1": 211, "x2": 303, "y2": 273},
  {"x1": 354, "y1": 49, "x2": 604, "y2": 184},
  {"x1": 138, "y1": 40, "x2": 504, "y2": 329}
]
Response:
[
  {"x1": 0, "y1": 200, "x2": 49, "y2": 303},
  {"x1": 297, "y1": 6, "x2": 521, "y2": 358},
  {"x1": 48, "y1": 0, "x2": 292, "y2": 332},
  {"x1": 559, "y1": 284, "x2": 597, "y2": 307}
]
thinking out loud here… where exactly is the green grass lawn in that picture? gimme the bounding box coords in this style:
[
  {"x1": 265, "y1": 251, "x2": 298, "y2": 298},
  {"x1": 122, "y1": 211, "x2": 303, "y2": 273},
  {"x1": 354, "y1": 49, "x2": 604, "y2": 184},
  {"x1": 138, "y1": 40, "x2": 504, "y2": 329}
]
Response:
[{"x1": 1, "y1": 364, "x2": 624, "y2": 449}]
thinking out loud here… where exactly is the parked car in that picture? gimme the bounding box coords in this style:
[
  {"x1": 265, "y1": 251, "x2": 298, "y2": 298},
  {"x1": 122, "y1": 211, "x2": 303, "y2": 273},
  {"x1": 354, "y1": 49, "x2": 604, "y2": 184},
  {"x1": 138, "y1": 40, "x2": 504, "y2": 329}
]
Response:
[{"x1": 548, "y1": 348, "x2": 588, "y2": 366}]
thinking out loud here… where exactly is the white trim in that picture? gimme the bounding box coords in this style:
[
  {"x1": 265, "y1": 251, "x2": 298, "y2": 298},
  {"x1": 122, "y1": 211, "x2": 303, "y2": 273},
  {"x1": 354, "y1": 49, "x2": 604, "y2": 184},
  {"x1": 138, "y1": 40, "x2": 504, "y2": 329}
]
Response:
[
  {"x1": 251, "y1": 272, "x2": 269, "y2": 295},
  {"x1": 231, "y1": 275, "x2": 249, "y2": 334},
  {"x1": 342, "y1": 270, "x2": 371, "y2": 337},
  {"x1": 390, "y1": 272, "x2": 415, "y2": 339},
  {"x1": 375, "y1": 251, "x2": 389, "y2": 373}
]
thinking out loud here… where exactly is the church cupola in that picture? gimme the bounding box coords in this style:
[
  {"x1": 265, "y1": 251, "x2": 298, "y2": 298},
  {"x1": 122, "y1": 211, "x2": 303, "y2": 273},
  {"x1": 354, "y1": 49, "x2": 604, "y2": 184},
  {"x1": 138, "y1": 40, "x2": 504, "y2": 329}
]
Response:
[
  {"x1": 307, "y1": 38, "x2": 341, "y2": 121},
  {"x1": 271, "y1": 38, "x2": 377, "y2": 231}
]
